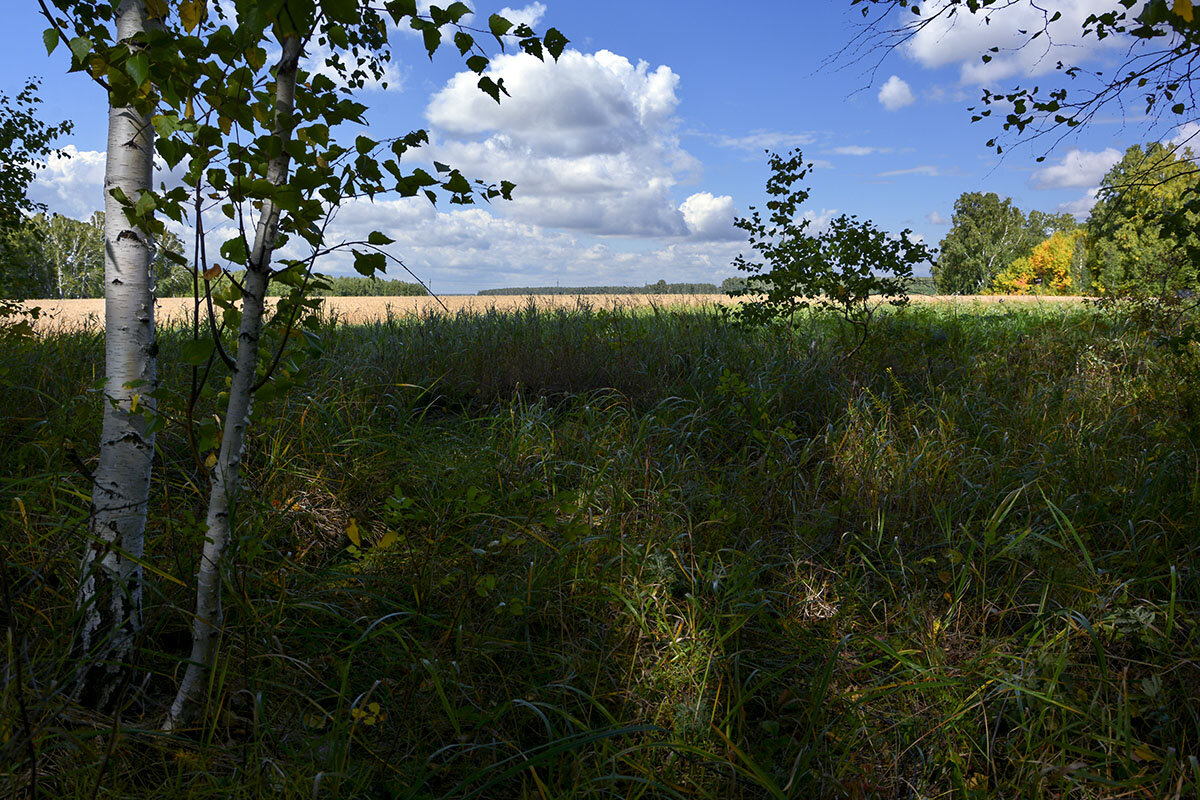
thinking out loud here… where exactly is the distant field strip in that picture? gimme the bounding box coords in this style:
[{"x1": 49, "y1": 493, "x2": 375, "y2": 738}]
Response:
[{"x1": 24, "y1": 293, "x2": 1087, "y2": 331}]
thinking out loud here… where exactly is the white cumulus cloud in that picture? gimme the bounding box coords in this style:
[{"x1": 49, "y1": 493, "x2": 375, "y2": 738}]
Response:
[
  {"x1": 425, "y1": 48, "x2": 706, "y2": 238},
  {"x1": 680, "y1": 192, "x2": 740, "y2": 241},
  {"x1": 497, "y1": 2, "x2": 547, "y2": 29},
  {"x1": 1059, "y1": 187, "x2": 1101, "y2": 220},
  {"x1": 27, "y1": 146, "x2": 108, "y2": 219},
  {"x1": 905, "y1": 0, "x2": 1128, "y2": 85},
  {"x1": 1031, "y1": 148, "x2": 1121, "y2": 189},
  {"x1": 878, "y1": 75, "x2": 915, "y2": 110}
]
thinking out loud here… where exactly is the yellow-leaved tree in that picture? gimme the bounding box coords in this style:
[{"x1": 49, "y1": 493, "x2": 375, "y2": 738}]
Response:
[{"x1": 989, "y1": 230, "x2": 1084, "y2": 296}]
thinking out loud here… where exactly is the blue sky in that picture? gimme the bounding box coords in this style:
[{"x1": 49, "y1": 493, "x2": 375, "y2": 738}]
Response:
[{"x1": 2, "y1": 1, "x2": 1185, "y2": 292}]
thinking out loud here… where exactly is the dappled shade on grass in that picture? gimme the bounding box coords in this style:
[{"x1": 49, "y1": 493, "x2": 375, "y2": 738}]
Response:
[{"x1": 2, "y1": 301, "x2": 1197, "y2": 797}]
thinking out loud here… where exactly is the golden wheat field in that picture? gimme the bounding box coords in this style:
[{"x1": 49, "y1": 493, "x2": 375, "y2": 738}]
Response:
[{"x1": 22, "y1": 292, "x2": 1086, "y2": 332}]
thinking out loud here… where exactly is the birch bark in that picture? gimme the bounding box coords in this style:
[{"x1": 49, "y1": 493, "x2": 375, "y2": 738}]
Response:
[
  {"x1": 75, "y1": 0, "x2": 157, "y2": 710},
  {"x1": 166, "y1": 33, "x2": 304, "y2": 728}
]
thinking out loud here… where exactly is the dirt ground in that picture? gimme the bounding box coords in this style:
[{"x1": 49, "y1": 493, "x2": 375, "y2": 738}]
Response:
[{"x1": 22, "y1": 293, "x2": 1086, "y2": 332}]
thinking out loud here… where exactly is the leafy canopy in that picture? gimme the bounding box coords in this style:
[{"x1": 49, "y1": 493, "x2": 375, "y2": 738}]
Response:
[
  {"x1": 1086, "y1": 141, "x2": 1200, "y2": 296},
  {"x1": 934, "y1": 192, "x2": 1075, "y2": 294}
]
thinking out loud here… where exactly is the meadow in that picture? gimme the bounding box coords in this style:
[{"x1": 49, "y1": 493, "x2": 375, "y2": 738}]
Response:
[
  {"x1": 22, "y1": 293, "x2": 1081, "y2": 332},
  {"x1": 2, "y1": 298, "x2": 1198, "y2": 798}
]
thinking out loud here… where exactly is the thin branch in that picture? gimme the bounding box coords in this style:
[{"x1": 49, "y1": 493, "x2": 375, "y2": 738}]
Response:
[{"x1": 35, "y1": 0, "x2": 111, "y2": 92}]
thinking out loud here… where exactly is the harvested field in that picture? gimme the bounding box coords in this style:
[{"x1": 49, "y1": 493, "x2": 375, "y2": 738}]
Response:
[{"x1": 22, "y1": 292, "x2": 1087, "y2": 332}]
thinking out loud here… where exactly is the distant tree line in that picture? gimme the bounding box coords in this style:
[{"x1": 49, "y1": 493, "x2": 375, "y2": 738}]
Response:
[
  {"x1": 479, "y1": 279, "x2": 720, "y2": 295},
  {"x1": 1, "y1": 211, "x2": 190, "y2": 299},
  {"x1": 721, "y1": 274, "x2": 939, "y2": 295},
  {"x1": 249, "y1": 274, "x2": 428, "y2": 297},
  {"x1": 0, "y1": 212, "x2": 426, "y2": 299}
]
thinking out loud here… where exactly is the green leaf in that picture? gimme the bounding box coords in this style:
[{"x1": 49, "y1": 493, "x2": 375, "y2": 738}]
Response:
[
  {"x1": 385, "y1": 0, "x2": 417, "y2": 19},
  {"x1": 446, "y1": 1, "x2": 472, "y2": 22},
  {"x1": 421, "y1": 25, "x2": 441, "y2": 58},
  {"x1": 433, "y1": 161, "x2": 451, "y2": 173},
  {"x1": 367, "y1": 231, "x2": 394, "y2": 245},
  {"x1": 323, "y1": 0, "x2": 357, "y2": 23},
  {"x1": 454, "y1": 31, "x2": 474, "y2": 55},
  {"x1": 466, "y1": 54, "x2": 489, "y2": 74},
  {"x1": 443, "y1": 171, "x2": 471, "y2": 195},
  {"x1": 179, "y1": 0, "x2": 207, "y2": 33},
  {"x1": 220, "y1": 237, "x2": 249, "y2": 264},
  {"x1": 410, "y1": 168, "x2": 437, "y2": 186},
  {"x1": 544, "y1": 28, "x2": 569, "y2": 60},
  {"x1": 134, "y1": 191, "x2": 157, "y2": 217},
  {"x1": 488, "y1": 13, "x2": 513, "y2": 44},
  {"x1": 68, "y1": 36, "x2": 92, "y2": 64},
  {"x1": 161, "y1": 248, "x2": 189, "y2": 266},
  {"x1": 43, "y1": 28, "x2": 59, "y2": 56},
  {"x1": 181, "y1": 338, "x2": 216, "y2": 366},
  {"x1": 352, "y1": 250, "x2": 387, "y2": 277},
  {"x1": 125, "y1": 53, "x2": 151, "y2": 86},
  {"x1": 519, "y1": 37, "x2": 543, "y2": 60},
  {"x1": 356, "y1": 135, "x2": 378, "y2": 154},
  {"x1": 477, "y1": 76, "x2": 508, "y2": 104}
]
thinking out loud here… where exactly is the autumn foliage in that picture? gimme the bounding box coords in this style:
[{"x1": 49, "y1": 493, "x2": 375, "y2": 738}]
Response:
[{"x1": 989, "y1": 229, "x2": 1083, "y2": 295}]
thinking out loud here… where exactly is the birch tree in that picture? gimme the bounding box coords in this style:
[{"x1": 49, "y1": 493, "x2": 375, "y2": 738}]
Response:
[
  {"x1": 40, "y1": 0, "x2": 163, "y2": 708},
  {"x1": 45, "y1": 0, "x2": 566, "y2": 721}
]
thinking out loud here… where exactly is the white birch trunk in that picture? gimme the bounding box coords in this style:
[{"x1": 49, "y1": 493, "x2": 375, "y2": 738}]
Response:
[
  {"x1": 76, "y1": 0, "x2": 157, "y2": 709},
  {"x1": 166, "y1": 34, "x2": 304, "y2": 729}
]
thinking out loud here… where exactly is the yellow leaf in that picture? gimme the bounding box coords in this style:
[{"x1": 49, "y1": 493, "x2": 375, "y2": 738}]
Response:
[
  {"x1": 379, "y1": 529, "x2": 398, "y2": 549},
  {"x1": 218, "y1": 115, "x2": 232, "y2": 135},
  {"x1": 145, "y1": 0, "x2": 169, "y2": 19},
  {"x1": 346, "y1": 518, "x2": 361, "y2": 547},
  {"x1": 203, "y1": 264, "x2": 222, "y2": 280},
  {"x1": 184, "y1": 97, "x2": 194, "y2": 119},
  {"x1": 1174, "y1": 0, "x2": 1194, "y2": 23},
  {"x1": 205, "y1": 453, "x2": 217, "y2": 469},
  {"x1": 130, "y1": 393, "x2": 139, "y2": 413},
  {"x1": 1131, "y1": 743, "x2": 1159, "y2": 763},
  {"x1": 180, "y1": 0, "x2": 207, "y2": 33},
  {"x1": 245, "y1": 46, "x2": 266, "y2": 71}
]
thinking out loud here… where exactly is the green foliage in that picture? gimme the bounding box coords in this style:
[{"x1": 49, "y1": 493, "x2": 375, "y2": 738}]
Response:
[
  {"x1": 223, "y1": 271, "x2": 428, "y2": 297},
  {"x1": 0, "y1": 78, "x2": 72, "y2": 236},
  {"x1": 934, "y1": 192, "x2": 1076, "y2": 294},
  {"x1": 905, "y1": 275, "x2": 940, "y2": 295},
  {"x1": 0, "y1": 212, "x2": 187, "y2": 300},
  {"x1": 730, "y1": 149, "x2": 931, "y2": 352},
  {"x1": 0, "y1": 77, "x2": 71, "y2": 335},
  {"x1": 314, "y1": 275, "x2": 428, "y2": 297},
  {"x1": 478, "y1": 281, "x2": 720, "y2": 295},
  {"x1": 3, "y1": 303, "x2": 1199, "y2": 797},
  {"x1": 1086, "y1": 142, "x2": 1200, "y2": 296}
]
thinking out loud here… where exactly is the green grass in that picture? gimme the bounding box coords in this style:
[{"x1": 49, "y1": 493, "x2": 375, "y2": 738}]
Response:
[{"x1": 2, "y1": 300, "x2": 1198, "y2": 798}]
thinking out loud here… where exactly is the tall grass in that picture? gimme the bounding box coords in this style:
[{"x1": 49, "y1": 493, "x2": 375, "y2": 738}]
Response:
[{"x1": 2, "y1": 300, "x2": 1197, "y2": 798}]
